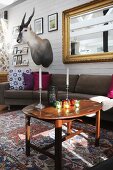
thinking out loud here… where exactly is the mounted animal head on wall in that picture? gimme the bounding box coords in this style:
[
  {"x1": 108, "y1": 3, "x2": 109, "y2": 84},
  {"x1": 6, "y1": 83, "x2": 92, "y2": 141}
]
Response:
[{"x1": 17, "y1": 8, "x2": 53, "y2": 68}]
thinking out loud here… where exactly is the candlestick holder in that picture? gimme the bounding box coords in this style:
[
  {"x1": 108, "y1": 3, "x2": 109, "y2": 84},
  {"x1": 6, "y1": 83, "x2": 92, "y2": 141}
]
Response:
[
  {"x1": 35, "y1": 88, "x2": 45, "y2": 110},
  {"x1": 66, "y1": 85, "x2": 69, "y2": 100}
]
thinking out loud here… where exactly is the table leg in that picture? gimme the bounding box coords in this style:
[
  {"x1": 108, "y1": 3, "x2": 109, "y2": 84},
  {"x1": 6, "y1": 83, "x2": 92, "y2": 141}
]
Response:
[
  {"x1": 95, "y1": 110, "x2": 100, "y2": 147},
  {"x1": 25, "y1": 115, "x2": 31, "y2": 156},
  {"x1": 55, "y1": 120, "x2": 62, "y2": 170},
  {"x1": 67, "y1": 121, "x2": 72, "y2": 134}
]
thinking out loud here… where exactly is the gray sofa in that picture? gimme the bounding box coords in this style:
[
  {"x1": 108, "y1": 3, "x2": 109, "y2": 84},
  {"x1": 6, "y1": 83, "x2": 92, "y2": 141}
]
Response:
[{"x1": 0, "y1": 74, "x2": 113, "y2": 122}]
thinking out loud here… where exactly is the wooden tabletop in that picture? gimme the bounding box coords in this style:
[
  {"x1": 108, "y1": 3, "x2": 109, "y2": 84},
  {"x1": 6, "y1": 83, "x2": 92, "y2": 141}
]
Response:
[{"x1": 22, "y1": 100, "x2": 102, "y2": 121}]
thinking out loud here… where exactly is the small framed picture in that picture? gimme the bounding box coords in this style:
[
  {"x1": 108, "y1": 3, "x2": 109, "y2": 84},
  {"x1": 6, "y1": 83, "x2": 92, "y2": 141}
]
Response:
[
  {"x1": 17, "y1": 55, "x2": 22, "y2": 65},
  {"x1": 48, "y1": 13, "x2": 58, "y2": 32},
  {"x1": 34, "y1": 17, "x2": 43, "y2": 35},
  {"x1": 13, "y1": 56, "x2": 17, "y2": 66},
  {"x1": 13, "y1": 47, "x2": 18, "y2": 54},
  {"x1": 12, "y1": 26, "x2": 19, "y2": 38},
  {"x1": 22, "y1": 47, "x2": 29, "y2": 54},
  {"x1": 16, "y1": 50, "x2": 22, "y2": 54}
]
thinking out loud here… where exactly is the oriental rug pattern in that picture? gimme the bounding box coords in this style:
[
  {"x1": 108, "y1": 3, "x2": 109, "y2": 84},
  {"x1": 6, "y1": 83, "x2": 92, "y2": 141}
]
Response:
[{"x1": 0, "y1": 110, "x2": 113, "y2": 170}]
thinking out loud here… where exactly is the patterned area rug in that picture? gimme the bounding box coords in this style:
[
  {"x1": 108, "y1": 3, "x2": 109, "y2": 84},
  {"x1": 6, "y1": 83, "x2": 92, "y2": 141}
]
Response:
[{"x1": 0, "y1": 110, "x2": 113, "y2": 170}]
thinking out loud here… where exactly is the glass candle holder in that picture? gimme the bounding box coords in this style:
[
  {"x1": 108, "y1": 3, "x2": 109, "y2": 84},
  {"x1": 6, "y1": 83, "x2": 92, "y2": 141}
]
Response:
[
  {"x1": 75, "y1": 100, "x2": 80, "y2": 108},
  {"x1": 63, "y1": 100, "x2": 70, "y2": 109},
  {"x1": 70, "y1": 99, "x2": 75, "y2": 106},
  {"x1": 56, "y1": 101, "x2": 62, "y2": 109}
]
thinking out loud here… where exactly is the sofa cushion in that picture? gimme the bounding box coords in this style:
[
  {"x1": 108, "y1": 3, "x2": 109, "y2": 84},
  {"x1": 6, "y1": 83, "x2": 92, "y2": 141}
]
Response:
[
  {"x1": 33, "y1": 72, "x2": 51, "y2": 90},
  {"x1": 23, "y1": 72, "x2": 34, "y2": 90},
  {"x1": 8, "y1": 68, "x2": 31, "y2": 90},
  {"x1": 107, "y1": 75, "x2": 113, "y2": 98},
  {"x1": 75, "y1": 74, "x2": 111, "y2": 96},
  {"x1": 51, "y1": 74, "x2": 79, "y2": 92},
  {"x1": 4, "y1": 90, "x2": 33, "y2": 99}
]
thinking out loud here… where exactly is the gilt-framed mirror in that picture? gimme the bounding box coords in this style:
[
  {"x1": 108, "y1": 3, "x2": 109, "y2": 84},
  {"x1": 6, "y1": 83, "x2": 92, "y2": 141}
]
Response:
[{"x1": 62, "y1": 0, "x2": 113, "y2": 63}]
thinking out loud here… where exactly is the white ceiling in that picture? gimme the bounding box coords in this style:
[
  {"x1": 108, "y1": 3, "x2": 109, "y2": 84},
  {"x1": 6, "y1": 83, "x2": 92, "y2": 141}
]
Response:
[
  {"x1": 0, "y1": 0, "x2": 18, "y2": 10},
  {"x1": 0, "y1": 0, "x2": 27, "y2": 11}
]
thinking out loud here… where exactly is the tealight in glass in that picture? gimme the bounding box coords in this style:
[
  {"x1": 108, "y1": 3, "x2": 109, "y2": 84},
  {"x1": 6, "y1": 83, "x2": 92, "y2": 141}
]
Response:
[
  {"x1": 56, "y1": 101, "x2": 62, "y2": 109},
  {"x1": 63, "y1": 100, "x2": 70, "y2": 109},
  {"x1": 75, "y1": 100, "x2": 80, "y2": 108}
]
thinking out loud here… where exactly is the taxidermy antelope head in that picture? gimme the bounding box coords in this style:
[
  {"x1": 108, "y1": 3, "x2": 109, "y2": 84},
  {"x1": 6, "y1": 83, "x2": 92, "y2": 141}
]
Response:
[{"x1": 17, "y1": 9, "x2": 53, "y2": 68}]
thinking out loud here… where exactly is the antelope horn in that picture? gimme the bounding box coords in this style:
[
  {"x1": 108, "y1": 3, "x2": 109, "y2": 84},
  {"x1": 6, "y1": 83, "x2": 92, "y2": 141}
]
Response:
[
  {"x1": 25, "y1": 8, "x2": 35, "y2": 27},
  {"x1": 21, "y1": 12, "x2": 26, "y2": 26}
]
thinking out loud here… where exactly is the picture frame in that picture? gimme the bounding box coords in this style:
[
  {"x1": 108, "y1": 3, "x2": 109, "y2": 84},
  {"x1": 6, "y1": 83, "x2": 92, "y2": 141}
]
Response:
[
  {"x1": 48, "y1": 13, "x2": 58, "y2": 32},
  {"x1": 13, "y1": 56, "x2": 17, "y2": 66},
  {"x1": 16, "y1": 50, "x2": 22, "y2": 55},
  {"x1": 34, "y1": 17, "x2": 43, "y2": 35},
  {"x1": 12, "y1": 26, "x2": 19, "y2": 38},
  {"x1": 22, "y1": 47, "x2": 29, "y2": 54},
  {"x1": 13, "y1": 47, "x2": 18, "y2": 54},
  {"x1": 17, "y1": 55, "x2": 22, "y2": 65}
]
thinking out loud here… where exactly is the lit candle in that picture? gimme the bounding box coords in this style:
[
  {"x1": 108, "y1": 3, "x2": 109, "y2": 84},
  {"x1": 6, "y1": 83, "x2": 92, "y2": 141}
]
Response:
[
  {"x1": 64, "y1": 100, "x2": 70, "y2": 109},
  {"x1": 39, "y1": 67, "x2": 42, "y2": 89},
  {"x1": 66, "y1": 68, "x2": 69, "y2": 86}
]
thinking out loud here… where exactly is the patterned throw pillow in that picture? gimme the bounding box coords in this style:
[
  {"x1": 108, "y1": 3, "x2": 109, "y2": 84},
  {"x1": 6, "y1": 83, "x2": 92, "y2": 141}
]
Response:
[{"x1": 8, "y1": 68, "x2": 31, "y2": 90}]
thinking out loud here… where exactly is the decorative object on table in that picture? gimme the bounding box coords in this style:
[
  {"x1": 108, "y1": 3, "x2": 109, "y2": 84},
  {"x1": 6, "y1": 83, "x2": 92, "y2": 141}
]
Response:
[
  {"x1": 63, "y1": 100, "x2": 70, "y2": 109},
  {"x1": 70, "y1": 99, "x2": 76, "y2": 106},
  {"x1": 66, "y1": 68, "x2": 69, "y2": 100},
  {"x1": 56, "y1": 100, "x2": 62, "y2": 109},
  {"x1": 48, "y1": 13, "x2": 58, "y2": 32},
  {"x1": 48, "y1": 85, "x2": 57, "y2": 106},
  {"x1": 34, "y1": 17, "x2": 43, "y2": 35},
  {"x1": 75, "y1": 100, "x2": 80, "y2": 108},
  {"x1": 35, "y1": 67, "x2": 45, "y2": 109},
  {"x1": 17, "y1": 8, "x2": 53, "y2": 68}
]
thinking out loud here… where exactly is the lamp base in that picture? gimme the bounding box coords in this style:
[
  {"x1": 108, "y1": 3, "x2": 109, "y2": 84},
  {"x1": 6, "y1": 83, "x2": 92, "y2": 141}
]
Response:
[{"x1": 35, "y1": 103, "x2": 45, "y2": 110}]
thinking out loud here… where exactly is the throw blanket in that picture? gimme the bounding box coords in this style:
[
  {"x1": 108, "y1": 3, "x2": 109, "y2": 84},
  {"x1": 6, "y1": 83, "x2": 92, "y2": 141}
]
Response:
[{"x1": 90, "y1": 96, "x2": 113, "y2": 111}]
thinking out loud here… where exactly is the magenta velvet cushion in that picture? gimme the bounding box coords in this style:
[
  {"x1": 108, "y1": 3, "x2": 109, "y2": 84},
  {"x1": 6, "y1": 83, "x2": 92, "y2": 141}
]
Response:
[
  {"x1": 23, "y1": 73, "x2": 34, "y2": 90},
  {"x1": 33, "y1": 72, "x2": 39, "y2": 90},
  {"x1": 42, "y1": 74, "x2": 51, "y2": 90},
  {"x1": 107, "y1": 75, "x2": 113, "y2": 98},
  {"x1": 33, "y1": 72, "x2": 51, "y2": 90}
]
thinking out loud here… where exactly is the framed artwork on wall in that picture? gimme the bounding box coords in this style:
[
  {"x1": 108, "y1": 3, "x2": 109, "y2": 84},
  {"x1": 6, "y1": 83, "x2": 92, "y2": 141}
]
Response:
[
  {"x1": 12, "y1": 26, "x2": 19, "y2": 39},
  {"x1": 34, "y1": 17, "x2": 43, "y2": 35},
  {"x1": 22, "y1": 47, "x2": 29, "y2": 54},
  {"x1": 48, "y1": 13, "x2": 58, "y2": 32},
  {"x1": 13, "y1": 47, "x2": 18, "y2": 54}
]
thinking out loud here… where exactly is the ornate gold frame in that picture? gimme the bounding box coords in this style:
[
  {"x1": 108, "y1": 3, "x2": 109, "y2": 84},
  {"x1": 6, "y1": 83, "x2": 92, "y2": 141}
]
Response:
[{"x1": 62, "y1": 0, "x2": 113, "y2": 63}]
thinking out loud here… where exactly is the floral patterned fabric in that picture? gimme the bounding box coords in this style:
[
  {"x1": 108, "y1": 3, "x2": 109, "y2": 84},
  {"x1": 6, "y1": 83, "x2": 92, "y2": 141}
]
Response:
[{"x1": 8, "y1": 68, "x2": 31, "y2": 90}]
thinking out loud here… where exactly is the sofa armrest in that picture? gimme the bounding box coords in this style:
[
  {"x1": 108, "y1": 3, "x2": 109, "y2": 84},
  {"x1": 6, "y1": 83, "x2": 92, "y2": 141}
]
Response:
[{"x1": 0, "y1": 82, "x2": 10, "y2": 104}]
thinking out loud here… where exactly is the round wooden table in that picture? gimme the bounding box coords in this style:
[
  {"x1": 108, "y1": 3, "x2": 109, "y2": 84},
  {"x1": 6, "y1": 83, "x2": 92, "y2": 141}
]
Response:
[{"x1": 22, "y1": 100, "x2": 102, "y2": 170}]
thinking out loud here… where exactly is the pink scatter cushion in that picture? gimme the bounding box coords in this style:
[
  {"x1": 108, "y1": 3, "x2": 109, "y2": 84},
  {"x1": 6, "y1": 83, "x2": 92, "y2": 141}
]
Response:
[
  {"x1": 33, "y1": 73, "x2": 39, "y2": 90},
  {"x1": 33, "y1": 72, "x2": 51, "y2": 90},
  {"x1": 42, "y1": 74, "x2": 51, "y2": 90},
  {"x1": 107, "y1": 75, "x2": 113, "y2": 98}
]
